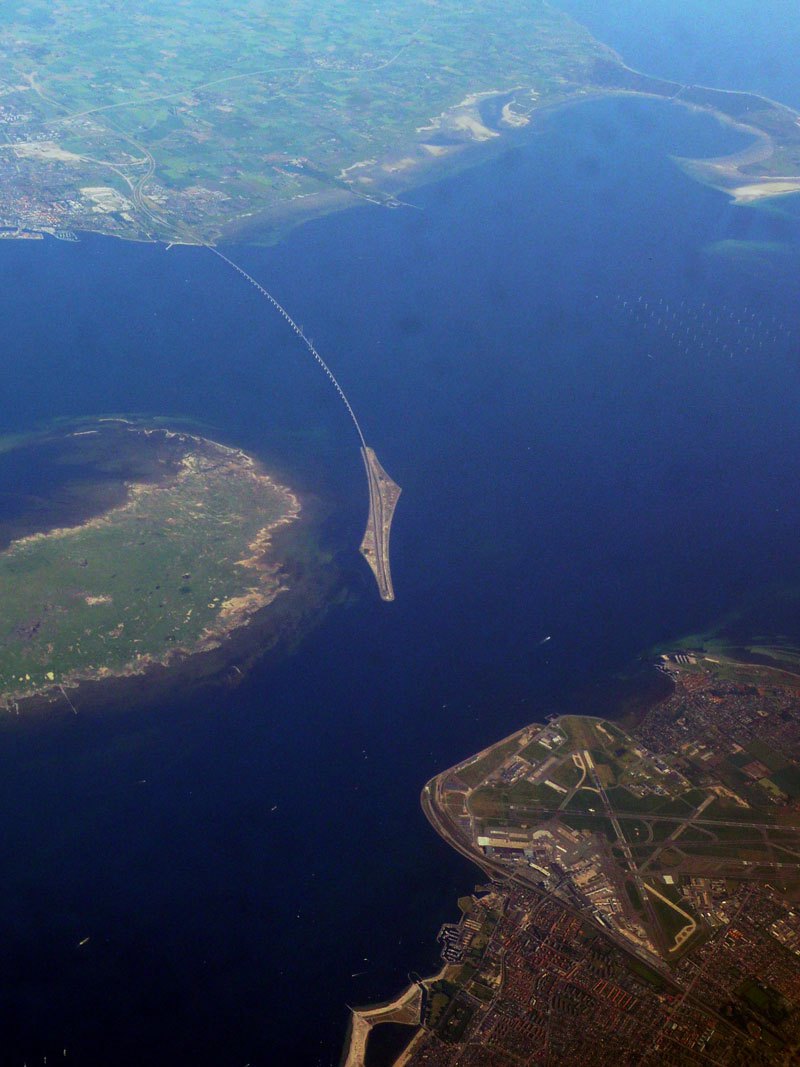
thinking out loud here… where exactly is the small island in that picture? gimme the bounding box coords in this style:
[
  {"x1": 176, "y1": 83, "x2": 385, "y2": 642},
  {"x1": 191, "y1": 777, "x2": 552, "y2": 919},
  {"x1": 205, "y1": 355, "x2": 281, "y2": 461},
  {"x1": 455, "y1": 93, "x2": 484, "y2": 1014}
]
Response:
[{"x1": 0, "y1": 418, "x2": 310, "y2": 712}]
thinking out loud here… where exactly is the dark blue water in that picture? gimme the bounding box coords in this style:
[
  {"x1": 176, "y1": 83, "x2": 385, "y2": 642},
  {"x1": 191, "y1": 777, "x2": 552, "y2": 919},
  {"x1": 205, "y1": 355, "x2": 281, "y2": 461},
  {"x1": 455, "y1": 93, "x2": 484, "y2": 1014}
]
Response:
[
  {"x1": 559, "y1": 0, "x2": 800, "y2": 107},
  {"x1": 1, "y1": 94, "x2": 800, "y2": 1066}
]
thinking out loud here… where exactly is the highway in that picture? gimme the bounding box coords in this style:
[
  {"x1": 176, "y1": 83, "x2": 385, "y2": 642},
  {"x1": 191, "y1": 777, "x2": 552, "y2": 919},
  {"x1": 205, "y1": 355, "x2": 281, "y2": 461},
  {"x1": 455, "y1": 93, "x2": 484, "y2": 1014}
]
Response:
[
  {"x1": 420, "y1": 773, "x2": 669, "y2": 974},
  {"x1": 421, "y1": 773, "x2": 761, "y2": 1051},
  {"x1": 359, "y1": 446, "x2": 401, "y2": 602},
  {"x1": 208, "y1": 248, "x2": 402, "y2": 602}
]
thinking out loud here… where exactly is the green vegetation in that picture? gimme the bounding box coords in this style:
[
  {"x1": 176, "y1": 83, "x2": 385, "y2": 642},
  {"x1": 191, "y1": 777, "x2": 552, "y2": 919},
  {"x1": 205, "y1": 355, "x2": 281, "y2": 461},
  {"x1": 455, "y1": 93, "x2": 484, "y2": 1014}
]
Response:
[
  {"x1": 771, "y1": 765, "x2": 800, "y2": 798},
  {"x1": 0, "y1": 420, "x2": 299, "y2": 705},
  {"x1": 524, "y1": 781, "x2": 568, "y2": 806},
  {"x1": 625, "y1": 881, "x2": 644, "y2": 912},
  {"x1": 0, "y1": 0, "x2": 617, "y2": 243},
  {"x1": 426, "y1": 982, "x2": 455, "y2": 1028},
  {"x1": 651, "y1": 796, "x2": 697, "y2": 818},
  {"x1": 704, "y1": 797, "x2": 758, "y2": 821},
  {"x1": 470, "y1": 982, "x2": 495, "y2": 1004},
  {"x1": 622, "y1": 819, "x2": 650, "y2": 843},
  {"x1": 506, "y1": 779, "x2": 542, "y2": 805},
  {"x1": 745, "y1": 739, "x2": 790, "y2": 772},
  {"x1": 550, "y1": 760, "x2": 582, "y2": 790},
  {"x1": 2, "y1": 0, "x2": 799, "y2": 243},
  {"x1": 468, "y1": 698, "x2": 800, "y2": 895},
  {"x1": 651, "y1": 821, "x2": 682, "y2": 843},
  {"x1": 665, "y1": 825, "x2": 712, "y2": 844},
  {"x1": 559, "y1": 716, "x2": 604, "y2": 750},
  {"x1": 438, "y1": 689, "x2": 800, "y2": 981},
  {"x1": 565, "y1": 788, "x2": 603, "y2": 813},
  {"x1": 592, "y1": 759, "x2": 620, "y2": 788},
  {"x1": 438, "y1": 998, "x2": 476, "y2": 1044},
  {"x1": 520, "y1": 739, "x2": 558, "y2": 763},
  {"x1": 738, "y1": 979, "x2": 790, "y2": 1024},
  {"x1": 457, "y1": 739, "x2": 521, "y2": 788},
  {"x1": 625, "y1": 958, "x2": 666, "y2": 992},
  {"x1": 656, "y1": 848, "x2": 683, "y2": 869},
  {"x1": 604, "y1": 786, "x2": 659, "y2": 814},
  {"x1": 560, "y1": 813, "x2": 616, "y2": 841},
  {"x1": 648, "y1": 894, "x2": 693, "y2": 946}
]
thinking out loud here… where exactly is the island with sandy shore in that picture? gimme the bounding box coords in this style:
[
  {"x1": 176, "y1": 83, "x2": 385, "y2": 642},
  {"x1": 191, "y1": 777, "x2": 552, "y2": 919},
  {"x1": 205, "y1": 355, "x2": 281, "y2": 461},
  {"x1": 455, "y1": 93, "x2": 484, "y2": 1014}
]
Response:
[{"x1": 0, "y1": 418, "x2": 330, "y2": 714}]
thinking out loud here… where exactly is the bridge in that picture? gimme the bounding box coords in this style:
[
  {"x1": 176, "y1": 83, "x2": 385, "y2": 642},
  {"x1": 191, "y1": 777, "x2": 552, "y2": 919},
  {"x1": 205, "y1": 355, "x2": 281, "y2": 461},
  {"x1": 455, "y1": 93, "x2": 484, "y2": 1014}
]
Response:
[{"x1": 208, "y1": 246, "x2": 400, "y2": 601}]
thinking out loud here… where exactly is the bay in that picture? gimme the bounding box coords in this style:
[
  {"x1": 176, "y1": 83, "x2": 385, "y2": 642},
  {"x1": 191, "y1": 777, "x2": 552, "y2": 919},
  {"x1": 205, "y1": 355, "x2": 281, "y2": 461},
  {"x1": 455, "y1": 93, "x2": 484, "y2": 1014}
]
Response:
[{"x1": 558, "y1": 0, "x2": 800, "y2": 109}]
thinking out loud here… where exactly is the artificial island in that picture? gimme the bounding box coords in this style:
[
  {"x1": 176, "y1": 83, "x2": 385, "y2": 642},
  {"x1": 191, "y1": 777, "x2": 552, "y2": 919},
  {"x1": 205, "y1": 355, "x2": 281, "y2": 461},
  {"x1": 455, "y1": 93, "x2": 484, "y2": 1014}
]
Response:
[
  {"x1": 346, "y1": 636, "x2": 800, "y2": 1066},
  {"x1": 208, "y1": 246, "x2": 402, "y2": 603},
  {"x1": 359, "y1": 446, "x2": 401, "y2": 603},
  {"x1": 0, "y1": 417, "x2": 328, "y2": 713},
  {"x1": 0, "y1": 1, "x2": 799, "y2": 248}
]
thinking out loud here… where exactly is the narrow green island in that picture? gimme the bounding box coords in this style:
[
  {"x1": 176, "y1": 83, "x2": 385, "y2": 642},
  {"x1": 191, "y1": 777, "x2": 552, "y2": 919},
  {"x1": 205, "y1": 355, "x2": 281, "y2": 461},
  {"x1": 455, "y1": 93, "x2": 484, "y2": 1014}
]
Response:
[{"x1": 0, "y1": 418, "x2": 312, "y2": 712}]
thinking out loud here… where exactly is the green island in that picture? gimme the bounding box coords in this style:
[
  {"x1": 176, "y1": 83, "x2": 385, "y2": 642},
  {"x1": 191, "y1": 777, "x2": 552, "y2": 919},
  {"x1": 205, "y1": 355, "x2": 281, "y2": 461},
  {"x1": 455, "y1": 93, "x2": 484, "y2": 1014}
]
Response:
[
  {"x1": 0, "y1": 418, "x2": 313, "y2": 712},
  {"x1": 1, "y1": 1, "x2": 799, "y2": 246},
  {"x1": 345, "y1": 634, "x2": 800, "y2": 1066}
]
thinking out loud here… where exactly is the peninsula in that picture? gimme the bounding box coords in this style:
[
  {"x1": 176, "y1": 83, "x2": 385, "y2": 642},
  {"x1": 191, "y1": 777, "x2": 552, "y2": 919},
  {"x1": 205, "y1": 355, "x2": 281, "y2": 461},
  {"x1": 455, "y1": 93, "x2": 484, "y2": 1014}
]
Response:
[
  {"x1": 0, "y1": 419, "x2": 308, "y2": 712},
  {"x1": 346, "y1": 641, "x2": 800, "y2": 1065}
]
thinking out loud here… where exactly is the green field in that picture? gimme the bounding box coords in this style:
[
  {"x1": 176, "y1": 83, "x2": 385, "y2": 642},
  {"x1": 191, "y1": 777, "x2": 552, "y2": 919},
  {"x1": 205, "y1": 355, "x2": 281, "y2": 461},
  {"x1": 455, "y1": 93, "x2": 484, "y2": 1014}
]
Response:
[
  {"x1": 0, "y1": 421, "x2": 299, "y2": 705},
  {"x1": 0, "y1": 0, "x2": 614, "y2": 243},
  {"x1": 440, "y1": 698, "x2": 800, "y2": 970},
  {"x1": 3, "y1": 0, "x2": 797, "y2": 244},
  {"x1": 456, "y1": 739, "x2": 522, "y2": 788}
]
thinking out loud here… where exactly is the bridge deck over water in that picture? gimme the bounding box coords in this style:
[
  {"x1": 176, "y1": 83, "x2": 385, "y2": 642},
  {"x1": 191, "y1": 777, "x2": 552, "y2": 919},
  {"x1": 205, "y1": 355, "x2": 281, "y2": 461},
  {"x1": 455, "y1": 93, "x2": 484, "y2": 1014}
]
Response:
[
  {"x1": 359, "y1": 446, "x2": 401, "y2": 602},
  {"x1": 209, "y1": 246, "x2": 401, "y2": 601}
]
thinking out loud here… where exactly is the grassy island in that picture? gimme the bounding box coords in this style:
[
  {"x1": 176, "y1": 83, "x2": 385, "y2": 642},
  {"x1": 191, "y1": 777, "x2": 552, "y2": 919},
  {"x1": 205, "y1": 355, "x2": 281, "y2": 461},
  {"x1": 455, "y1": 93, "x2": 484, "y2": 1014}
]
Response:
[{"x1": 0, "y1": 419, "x2": 303, "y2": 709}]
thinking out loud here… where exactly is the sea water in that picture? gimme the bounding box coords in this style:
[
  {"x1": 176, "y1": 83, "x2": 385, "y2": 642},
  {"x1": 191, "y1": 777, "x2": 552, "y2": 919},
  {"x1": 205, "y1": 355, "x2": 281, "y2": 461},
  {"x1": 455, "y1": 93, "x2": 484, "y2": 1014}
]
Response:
[{"x1": 0, "y1": 86, "x2": 799, "y2": 1066}]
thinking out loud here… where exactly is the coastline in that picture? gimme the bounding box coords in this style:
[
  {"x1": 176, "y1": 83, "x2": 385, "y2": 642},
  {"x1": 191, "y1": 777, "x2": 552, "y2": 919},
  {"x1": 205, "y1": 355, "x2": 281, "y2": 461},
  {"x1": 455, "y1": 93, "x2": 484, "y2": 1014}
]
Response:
[
  {"x1": 0, "y1": 507, "x2": 341, "y2": 722},
  {"x1": 7, "y1": 59, "x2": 800, "y2": 252},
  {"x1": 341, "y1": 980, "x2": 424, "y2": 1067},
  {"x1": 0, "y1": 422, "x2": 341, "y2": 719},
  {"x1": 340, "y1": 660, "x2": 683, "y2": 1065},
  {"x1": 352, "y1": 647, "x2": 800, "y2": 1061},
  {"x1": 342, "y1": 960, "x2": 467, "y2": 1067}
]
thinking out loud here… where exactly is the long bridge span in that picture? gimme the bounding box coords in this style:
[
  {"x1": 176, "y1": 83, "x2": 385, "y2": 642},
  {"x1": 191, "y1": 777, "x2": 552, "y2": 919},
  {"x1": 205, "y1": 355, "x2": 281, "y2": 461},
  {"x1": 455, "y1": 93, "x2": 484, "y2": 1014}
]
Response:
[{"x1": 208, "y1": 246, "x2": 400, "y2": 601}]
